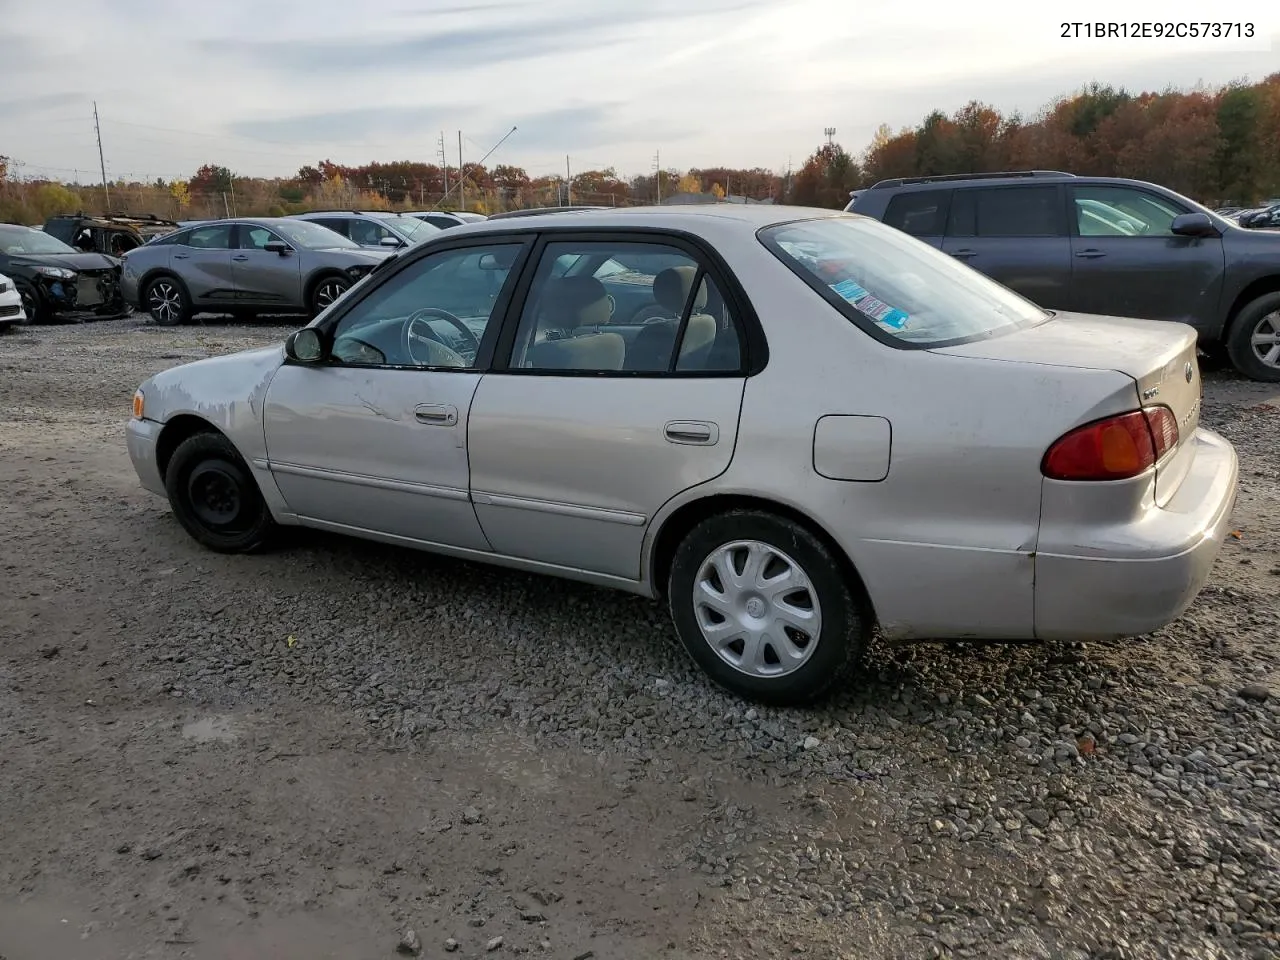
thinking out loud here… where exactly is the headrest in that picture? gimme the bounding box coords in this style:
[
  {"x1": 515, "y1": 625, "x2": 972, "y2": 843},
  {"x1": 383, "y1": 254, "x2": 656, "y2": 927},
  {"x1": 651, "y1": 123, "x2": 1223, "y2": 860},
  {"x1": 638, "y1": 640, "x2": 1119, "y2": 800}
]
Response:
[
  {"x1": 541, "y1": 275, "x2": 611, "y2": 328},
  {"x1": 653, "y1": 266, "x2": 707, "y2": 315}
]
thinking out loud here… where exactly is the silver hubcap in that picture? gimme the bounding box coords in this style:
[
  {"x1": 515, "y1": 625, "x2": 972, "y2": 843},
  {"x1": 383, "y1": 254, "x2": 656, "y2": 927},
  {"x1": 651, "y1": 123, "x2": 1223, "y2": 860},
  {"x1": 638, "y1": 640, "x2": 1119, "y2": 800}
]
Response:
[
  {"x1": 316, "y1": 280, "x2": 347, "y2": 309},
  {"x1": 149, "y1": 282, "x2": 180, "y2": 322},
  {"x1": 693, "y1": 540, "x2": 822, "y2": 678},
  {"x1": 1250, "y1": 310, "x2": 1280, "y2": 368}
]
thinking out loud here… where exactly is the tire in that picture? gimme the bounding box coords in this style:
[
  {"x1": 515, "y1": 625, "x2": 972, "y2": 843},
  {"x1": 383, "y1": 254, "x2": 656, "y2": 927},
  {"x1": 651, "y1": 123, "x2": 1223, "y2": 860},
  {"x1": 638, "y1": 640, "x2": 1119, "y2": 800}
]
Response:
[
  {"x1": 145, "y1": 275, "x2": 192, "y2": 326},
  {"x1": 164, "y1": 431, "x2": 276, "y2": 553},
  {"x1": 309, "y1": 274, "x2": 350, "y2": 316},
  {"x1": 14, "y1": 279, "x2": 48, "y2": 324},
  {"x1": 1224, "y1": 291, "x2": 1280, "y2": 383},
  {"x1": 667, "y1": 509, "x2": 869, "y2": 706}
]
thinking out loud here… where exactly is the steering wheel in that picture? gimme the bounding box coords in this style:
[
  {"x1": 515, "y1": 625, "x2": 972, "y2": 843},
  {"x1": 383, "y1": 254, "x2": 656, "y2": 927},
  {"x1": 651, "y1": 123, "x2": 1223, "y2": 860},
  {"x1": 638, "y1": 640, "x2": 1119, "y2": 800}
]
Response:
[{"x1": 403, "y1": 308, "x2": 479, "y2": 367}]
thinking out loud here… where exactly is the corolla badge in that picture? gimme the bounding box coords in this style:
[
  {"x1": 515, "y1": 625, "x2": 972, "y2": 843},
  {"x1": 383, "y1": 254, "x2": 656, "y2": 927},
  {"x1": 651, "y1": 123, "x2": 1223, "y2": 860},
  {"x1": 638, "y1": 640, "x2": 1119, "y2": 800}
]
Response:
[{"x1": 1184, "y1": 361, "x2": 1194, "y2": 383}]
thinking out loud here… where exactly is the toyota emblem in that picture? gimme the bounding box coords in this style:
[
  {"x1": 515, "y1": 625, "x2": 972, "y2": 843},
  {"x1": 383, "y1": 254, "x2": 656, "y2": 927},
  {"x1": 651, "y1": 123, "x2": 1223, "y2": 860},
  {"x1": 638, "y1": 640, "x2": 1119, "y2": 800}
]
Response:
[{"x1": 1184, "y1": 361, "x2": 1194, "y2": 383}]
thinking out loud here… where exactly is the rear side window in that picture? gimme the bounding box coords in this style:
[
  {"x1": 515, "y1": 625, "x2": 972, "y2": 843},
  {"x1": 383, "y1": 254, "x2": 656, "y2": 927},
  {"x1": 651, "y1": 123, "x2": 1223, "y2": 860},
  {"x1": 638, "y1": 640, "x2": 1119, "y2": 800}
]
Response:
[
  {"x1": 883, "y1": 190, "x2": 950, "y2": 237},
  {"x1": 950, "y1": 186, "x2": 1063, "y2": 238}
]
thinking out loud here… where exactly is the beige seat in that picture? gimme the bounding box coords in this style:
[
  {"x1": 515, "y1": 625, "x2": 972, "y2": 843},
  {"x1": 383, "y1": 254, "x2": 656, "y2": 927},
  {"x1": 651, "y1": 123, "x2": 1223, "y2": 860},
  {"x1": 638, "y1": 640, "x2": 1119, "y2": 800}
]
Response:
[
  {"x1": 626, "y1": 266, "x2": 717, "y2": 370},
  {"x1": 523, "y1": 275, "x2": 626, "y2": 370}
]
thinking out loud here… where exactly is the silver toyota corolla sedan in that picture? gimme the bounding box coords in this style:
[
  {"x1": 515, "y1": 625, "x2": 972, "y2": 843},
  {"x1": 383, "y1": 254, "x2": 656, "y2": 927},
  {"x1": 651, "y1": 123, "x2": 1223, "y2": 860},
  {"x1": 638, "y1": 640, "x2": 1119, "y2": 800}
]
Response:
[{"x1": 125, "y1": 205, "x2": 1239, "y2": 705}]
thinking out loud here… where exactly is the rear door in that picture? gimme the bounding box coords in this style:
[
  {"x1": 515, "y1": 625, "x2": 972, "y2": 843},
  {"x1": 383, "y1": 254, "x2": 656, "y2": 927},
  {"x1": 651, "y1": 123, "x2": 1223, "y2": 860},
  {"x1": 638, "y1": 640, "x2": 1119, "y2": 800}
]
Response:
[
  {"x1": 467, "y1": 232, "x2": 748, "y2": 580},
  {"x1": 230, "y1": 223, "x2": 302, "y2": 307},
  {"x1": 941, "y1": 184, "x2": 1072, "y2": 309},
  {"x1": 172, "y1": 223, "x2": 235, "y2": 305},
  {"x1": 1066, "y1": 184, "x2": 1226, "y2": 331}
]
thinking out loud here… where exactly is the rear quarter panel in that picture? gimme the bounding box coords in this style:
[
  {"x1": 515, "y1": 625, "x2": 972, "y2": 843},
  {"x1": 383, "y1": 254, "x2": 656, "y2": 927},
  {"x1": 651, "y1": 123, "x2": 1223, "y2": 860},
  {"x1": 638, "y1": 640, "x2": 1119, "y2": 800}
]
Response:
[{"x1": 644, "y1": 224, "x2": 1141, "y2": 640}]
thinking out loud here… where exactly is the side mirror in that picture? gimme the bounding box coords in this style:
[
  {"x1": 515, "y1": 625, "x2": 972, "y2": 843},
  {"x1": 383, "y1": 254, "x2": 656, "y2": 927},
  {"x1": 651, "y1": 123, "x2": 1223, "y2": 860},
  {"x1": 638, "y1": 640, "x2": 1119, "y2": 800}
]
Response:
[
  {"x1": 379, "y1": 236, "x2": 403, "y2": 247},
  {"x1": 264, "y1": 240, "x2": 292, "y2": 254},
  {"x1": 1170, "y1": 212, "x2": 1219, "y2": 238},
  {"x1": 284, "y1": 327, "x2": 325, "y2": 363}
]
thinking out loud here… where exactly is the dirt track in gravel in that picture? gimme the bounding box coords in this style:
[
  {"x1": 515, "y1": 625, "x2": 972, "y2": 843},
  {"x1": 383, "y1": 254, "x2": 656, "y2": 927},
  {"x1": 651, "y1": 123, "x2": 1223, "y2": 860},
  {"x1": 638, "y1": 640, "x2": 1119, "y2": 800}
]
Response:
[{"x1": 1, "y1": 316, "x2": 1277, "y2": 960}]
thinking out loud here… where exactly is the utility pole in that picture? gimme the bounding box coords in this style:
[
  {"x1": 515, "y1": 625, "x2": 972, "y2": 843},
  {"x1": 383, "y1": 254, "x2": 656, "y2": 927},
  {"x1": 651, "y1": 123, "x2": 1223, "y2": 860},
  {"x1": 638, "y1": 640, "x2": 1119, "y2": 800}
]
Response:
[
  {"x1": 458, "y1": 130, "x2": 464, "y2": 212},
  {"x1": 229, "y1": 176, "x2": 237, "y2": 217},
  {"x1": 652, "y1": 150, "x2": 661, "y2": 204},
  {"x1": 93, "y1": 100, "x2": 110, "y2": 210},
  {"x1": 565, "y1": 155, "x2": 571, "y2": 206},
  {"x1": 439, "y1": 132, "x2": 449, "y2": 203}
]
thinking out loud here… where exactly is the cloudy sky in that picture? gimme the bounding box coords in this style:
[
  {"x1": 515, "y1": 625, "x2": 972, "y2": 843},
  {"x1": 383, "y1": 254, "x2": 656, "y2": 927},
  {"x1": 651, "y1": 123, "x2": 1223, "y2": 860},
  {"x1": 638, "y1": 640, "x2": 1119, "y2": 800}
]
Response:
[{"x1": 2, "y1": 0, "x2": 1275, "y2": 184}]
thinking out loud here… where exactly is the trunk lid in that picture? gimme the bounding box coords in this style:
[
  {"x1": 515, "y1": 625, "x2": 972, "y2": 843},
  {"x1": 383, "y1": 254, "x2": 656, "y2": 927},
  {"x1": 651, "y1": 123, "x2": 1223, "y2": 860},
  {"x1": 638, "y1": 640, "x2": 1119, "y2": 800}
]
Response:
[{"x1": 932, "y1": 311, "x2": 1202, "y2": 502}]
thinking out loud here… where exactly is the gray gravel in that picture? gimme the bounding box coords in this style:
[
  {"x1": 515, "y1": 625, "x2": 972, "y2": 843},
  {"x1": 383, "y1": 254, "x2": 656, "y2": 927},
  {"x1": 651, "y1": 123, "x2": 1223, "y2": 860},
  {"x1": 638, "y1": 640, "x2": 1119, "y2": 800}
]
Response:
[{"x1": 1, "y1": 315, "x2": 1277, "y2": 959}]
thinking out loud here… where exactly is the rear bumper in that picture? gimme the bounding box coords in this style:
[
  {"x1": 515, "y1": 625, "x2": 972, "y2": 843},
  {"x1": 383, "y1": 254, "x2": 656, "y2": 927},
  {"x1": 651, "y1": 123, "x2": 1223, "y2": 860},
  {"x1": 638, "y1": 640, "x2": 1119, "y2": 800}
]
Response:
[
  {"x1": 126, "y1": 417, "x2": 166, "y2": 497},
  {"x1": 1034, "y1": 427, "x2": 1238, "y2": 640}
]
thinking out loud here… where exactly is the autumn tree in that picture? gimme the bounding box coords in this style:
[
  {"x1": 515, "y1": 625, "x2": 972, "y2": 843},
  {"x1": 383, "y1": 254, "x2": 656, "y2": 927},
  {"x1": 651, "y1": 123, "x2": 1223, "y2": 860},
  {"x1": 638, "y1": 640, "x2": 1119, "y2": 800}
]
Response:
[
  {"x1": 793, "y1": 142, "x2": 861, "y2": 208},
  {"x1": 169, "y1": 180, "x2": 191, "y2": 211},
  {"x1": 189, "y1": 164, "x2": 233, "y2": 194}
]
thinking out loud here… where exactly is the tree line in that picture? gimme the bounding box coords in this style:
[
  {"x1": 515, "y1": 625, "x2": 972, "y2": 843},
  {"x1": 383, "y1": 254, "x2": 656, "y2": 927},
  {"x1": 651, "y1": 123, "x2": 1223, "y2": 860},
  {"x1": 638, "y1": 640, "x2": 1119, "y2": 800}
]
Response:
[{"x1": 1, "y1": 72, "x2": 1276, "y2": 225}]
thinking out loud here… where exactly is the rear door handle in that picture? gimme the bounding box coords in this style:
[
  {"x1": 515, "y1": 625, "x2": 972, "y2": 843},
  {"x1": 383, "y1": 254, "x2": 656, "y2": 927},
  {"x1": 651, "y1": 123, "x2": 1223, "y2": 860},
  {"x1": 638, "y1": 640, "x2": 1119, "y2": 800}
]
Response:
[
  {"x1": 664, "y1": 420, "x2": 718, "y2": 445},
  {"x1": 232, "y1": 255, "x2": 249, "y2": 262},
  {"x1": 414, "y1": 403, "x2": 458, "y2": 426},
  {"x1": 949, "y1": 249, "x2": 977, "y2": 259},
  {"x1": 173, "y1": 253, "x2": 189, "y2": 260},
  {"x1": 1075, "y1": 249, "x2": 1107, "y2": 259}
]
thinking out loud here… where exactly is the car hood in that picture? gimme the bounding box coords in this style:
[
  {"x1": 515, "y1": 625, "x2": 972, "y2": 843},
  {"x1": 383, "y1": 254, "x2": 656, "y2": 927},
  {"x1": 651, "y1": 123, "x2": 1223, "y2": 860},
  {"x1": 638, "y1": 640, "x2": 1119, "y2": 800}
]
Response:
[{"x1": 10, "y1": 251, "x2": 122, "y2": 271}]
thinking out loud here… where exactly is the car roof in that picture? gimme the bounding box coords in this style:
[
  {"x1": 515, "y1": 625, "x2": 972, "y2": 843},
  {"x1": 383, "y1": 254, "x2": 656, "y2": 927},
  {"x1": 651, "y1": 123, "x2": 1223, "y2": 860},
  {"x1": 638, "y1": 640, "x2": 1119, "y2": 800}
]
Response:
[{"x1": 437, "y1": 203, "x2": 846, "y2": 235}]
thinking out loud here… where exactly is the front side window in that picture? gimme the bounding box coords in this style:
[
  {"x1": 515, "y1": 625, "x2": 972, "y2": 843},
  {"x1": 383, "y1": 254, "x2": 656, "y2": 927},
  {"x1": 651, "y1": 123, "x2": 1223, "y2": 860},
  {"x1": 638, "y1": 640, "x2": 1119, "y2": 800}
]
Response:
[
  {"x1": 186, "y1": 224, "x2": 232, "y2": 249},
  {"x1": 238, "y1": 225, "x2": 283, "y2": 250},
  {"x1": 1072, "y1": 186, "x2": 1185, "y2": 237},
  {"x1": 508, "y1": 241, "x2": 743, "y2": 373},
  {"x1": 762, "y1": 216, "x2": 1049, "y2": 347},
  {"x1": 329, "y1": 243, "x2": 523, "y2": 369}
]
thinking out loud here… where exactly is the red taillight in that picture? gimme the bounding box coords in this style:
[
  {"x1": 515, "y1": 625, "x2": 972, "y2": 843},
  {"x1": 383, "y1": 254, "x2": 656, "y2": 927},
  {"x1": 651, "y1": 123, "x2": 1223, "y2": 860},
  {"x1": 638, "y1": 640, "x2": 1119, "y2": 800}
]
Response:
[{"x1": 1042, "y1": 407, "x2": 1179, "y2": 481}]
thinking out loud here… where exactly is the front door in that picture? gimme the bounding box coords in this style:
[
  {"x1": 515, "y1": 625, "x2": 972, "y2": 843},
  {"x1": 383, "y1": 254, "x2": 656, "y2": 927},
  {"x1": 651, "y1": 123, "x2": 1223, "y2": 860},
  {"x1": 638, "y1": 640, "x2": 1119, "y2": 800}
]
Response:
[
  {"x1": 173, "y1": 222, "x2": 235, "y2": 305},
  {"x1": 940, "y1": 184, "x2": 1072, "y2": 309},
  {"x1": 262, "y1": 239, "x2": 531, "y2": 550},
  {"x1": 467, "y1": 236, "x2": 748, "y2": 580},
  {"x1": 1066, "y1": 184, "x2": 1227, "y2": 334},
  {"x1": 230, "y1": 223, "x2": 302, "y2": 308}
]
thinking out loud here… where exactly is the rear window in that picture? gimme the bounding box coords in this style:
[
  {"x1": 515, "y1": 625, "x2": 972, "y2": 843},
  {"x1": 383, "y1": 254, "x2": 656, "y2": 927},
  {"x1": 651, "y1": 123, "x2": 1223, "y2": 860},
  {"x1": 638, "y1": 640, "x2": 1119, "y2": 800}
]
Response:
[{"x1": 760, "y1": 216, "x2": 1049, "y2": 347}]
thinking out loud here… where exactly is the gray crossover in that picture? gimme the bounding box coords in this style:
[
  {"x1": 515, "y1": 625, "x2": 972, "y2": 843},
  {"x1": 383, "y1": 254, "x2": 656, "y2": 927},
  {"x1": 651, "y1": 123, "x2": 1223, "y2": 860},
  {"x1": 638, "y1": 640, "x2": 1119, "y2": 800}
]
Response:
[
  {"x1": 848, "y1": 171, "x2": 1280, "y2": 381},
  {"x1": 120, "y1": 217, "x2": 395, "y2": 324}
]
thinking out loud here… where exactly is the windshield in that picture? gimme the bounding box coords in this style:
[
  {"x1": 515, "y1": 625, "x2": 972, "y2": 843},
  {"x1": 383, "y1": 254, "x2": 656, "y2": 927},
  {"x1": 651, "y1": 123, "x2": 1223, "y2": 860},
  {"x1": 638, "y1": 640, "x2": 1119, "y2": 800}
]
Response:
[
  {"x1": 382, "y1": 216, "x2": 441, "y2": 243},
  {"x1": 273, "y1": 220, "x2": 361, "y2": 250},
  {"x1": 760, "y1": 216, "x2": 1049, "y2": 347},
  {"x1": 0, "y1": 226, "x2": 79, "y2": 256}
]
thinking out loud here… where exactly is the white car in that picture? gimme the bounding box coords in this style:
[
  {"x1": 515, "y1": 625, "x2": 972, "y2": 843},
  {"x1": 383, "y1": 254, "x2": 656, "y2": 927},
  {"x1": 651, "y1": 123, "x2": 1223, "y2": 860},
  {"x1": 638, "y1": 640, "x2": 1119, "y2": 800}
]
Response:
[{"x1": 0, "y1": 272, "x2": 28, "y2": 330}]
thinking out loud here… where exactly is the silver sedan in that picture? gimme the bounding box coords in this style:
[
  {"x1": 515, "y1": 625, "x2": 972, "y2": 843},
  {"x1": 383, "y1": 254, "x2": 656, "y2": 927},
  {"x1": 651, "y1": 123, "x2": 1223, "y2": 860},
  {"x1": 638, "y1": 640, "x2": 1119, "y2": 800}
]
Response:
[{"x1": 125, "y1": 205, "x2": 1239, "y2": 705}]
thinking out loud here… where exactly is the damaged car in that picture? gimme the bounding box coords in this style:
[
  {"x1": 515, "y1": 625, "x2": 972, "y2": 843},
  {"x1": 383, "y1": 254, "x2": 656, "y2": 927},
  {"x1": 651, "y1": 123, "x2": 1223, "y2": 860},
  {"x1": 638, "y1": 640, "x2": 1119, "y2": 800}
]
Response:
[
  {"x1": 0, "y1": 222, "x2": 128, "y2": 323},
  {"x1": 44, "y1": 212, "x2": 180, "y2": 256}
]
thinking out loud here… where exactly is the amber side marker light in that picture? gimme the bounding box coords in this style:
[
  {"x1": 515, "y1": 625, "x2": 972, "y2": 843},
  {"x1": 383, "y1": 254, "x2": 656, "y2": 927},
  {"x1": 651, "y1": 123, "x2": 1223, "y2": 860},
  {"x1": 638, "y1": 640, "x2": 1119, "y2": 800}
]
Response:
[{"x1": 132, "y1": 389, "x2": 144, "y2": 419}]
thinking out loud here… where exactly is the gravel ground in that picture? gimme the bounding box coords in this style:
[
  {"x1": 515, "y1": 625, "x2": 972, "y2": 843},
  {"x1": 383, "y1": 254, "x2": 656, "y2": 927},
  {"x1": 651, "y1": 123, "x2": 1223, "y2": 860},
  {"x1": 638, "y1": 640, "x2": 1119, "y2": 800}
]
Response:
[{"x1": 1, "y1": 315, "x2": 1277, "y2": 960}]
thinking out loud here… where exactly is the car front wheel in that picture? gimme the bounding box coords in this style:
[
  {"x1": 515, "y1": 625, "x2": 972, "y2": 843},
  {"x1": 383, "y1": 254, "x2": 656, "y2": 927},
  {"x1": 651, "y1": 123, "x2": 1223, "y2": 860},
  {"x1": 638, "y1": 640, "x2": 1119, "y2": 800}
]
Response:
[
  {"x1": 164, "y1": 432, "x2": 276, "y2": 553},
  {"x1": 310, "y1": 276, "x2": 350, "y2": 316},
  {"x1": 1225, "y1": 292, "x2": 1280, "y2": 383},
  {"x1": 667, "y1": 510, "x2": 869, "y2": 706}
]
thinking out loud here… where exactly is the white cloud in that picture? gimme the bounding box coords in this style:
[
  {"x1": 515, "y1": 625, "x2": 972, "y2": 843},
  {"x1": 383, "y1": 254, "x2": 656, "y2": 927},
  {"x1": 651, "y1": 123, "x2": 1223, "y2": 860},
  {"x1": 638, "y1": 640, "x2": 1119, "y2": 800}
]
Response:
[{"x1": 2, "y1": 0, "x2": 1275, "y2": 182}]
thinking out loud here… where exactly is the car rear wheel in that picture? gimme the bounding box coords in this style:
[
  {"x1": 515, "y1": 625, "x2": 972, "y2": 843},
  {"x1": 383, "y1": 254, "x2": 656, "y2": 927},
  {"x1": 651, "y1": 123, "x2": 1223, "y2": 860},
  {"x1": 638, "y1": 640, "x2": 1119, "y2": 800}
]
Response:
[
  {"x1": 164, "y1": 432, "x2": 276, "y2": 553},
  {"x1": 1225, "y1": 292, "x2": 1280, "y2": 383},
  {"x1": 310, "y1": 275, "x2": 350, "y2": 316},
  {"x1": 667, "y1": 510, "x2": 869, "y2": 705},
  {"x1": 146, "y1": 276, "x2": 191, "y2": 326},
  {"x1": 15, "y1": 279, "x2": 47, "y2": 324}
]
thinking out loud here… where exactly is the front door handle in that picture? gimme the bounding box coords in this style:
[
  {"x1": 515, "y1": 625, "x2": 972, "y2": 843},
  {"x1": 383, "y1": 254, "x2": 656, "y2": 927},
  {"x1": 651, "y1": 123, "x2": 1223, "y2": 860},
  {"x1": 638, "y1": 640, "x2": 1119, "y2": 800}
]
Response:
[
  {"x1": 414, "y1": 403, "x2": 458, "y2": 426},
  {"x1": 1075, "y1": 249, "x2": 1107, "y2": 259},
  {"x1": 232, "y1": 255, "x2": 249, "y2": 262},
  {"x1": 949, "y1": 249, "x2": 977, "y2": 259},
  {"x1": 173, "y1": 253, "x2": 190, "y2": 260},
  {"x1": 664, "y1": 420, "x2": 718, "y2": 445}
]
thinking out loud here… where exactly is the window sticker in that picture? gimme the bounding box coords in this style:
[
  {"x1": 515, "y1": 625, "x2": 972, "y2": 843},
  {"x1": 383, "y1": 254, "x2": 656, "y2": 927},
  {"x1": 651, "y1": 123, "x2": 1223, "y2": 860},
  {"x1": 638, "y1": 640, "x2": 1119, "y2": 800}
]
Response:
[{"x1": 829, "y1": 277, "x2": 910, "y2": 331}]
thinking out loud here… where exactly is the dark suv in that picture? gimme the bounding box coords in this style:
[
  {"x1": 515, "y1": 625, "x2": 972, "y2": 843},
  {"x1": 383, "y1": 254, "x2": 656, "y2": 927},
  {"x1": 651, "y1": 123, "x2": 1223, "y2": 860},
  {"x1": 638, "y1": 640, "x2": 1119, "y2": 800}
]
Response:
[{"x1": 847, "y1": 171, "x2": 1280, "y2": 381}]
